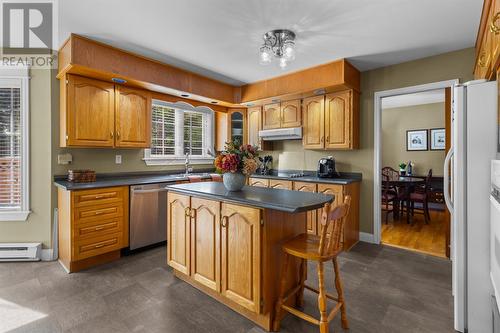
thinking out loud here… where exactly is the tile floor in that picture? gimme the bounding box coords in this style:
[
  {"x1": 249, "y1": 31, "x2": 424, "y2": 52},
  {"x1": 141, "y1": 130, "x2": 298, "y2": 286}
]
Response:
[{"x1": 0, "y1": 242, "x2": 454, "y2": 333}]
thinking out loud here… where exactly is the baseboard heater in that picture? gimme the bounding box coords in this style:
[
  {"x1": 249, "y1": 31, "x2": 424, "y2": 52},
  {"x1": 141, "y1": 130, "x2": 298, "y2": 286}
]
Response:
[{"x1": 0, "y1": 243, "x2": 41, "y2": 261}]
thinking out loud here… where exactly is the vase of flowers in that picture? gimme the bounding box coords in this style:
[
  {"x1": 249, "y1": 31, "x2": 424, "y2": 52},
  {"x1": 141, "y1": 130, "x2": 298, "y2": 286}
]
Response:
[
  {"x1": 399, "y1": 162, "x2": 407, "y2": 176},
  {"x1": 214, "y1": 140, "x2": 259, "y2": 191}
]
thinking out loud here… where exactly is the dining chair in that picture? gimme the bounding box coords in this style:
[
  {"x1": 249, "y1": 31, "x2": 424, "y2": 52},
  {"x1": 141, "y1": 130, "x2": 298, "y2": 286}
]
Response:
[
  {"x1": 381, "y1": 174, "x2": 398, "y2": 224},
  {"x1": 408, "y1": 169, "x2": 433, "y2": 224},
  {"x1": 273, "y1": 196, "x2": 351, "y2": 333}
]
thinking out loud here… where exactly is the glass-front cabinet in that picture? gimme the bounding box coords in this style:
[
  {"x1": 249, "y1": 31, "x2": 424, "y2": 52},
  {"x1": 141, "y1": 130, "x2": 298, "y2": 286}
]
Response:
[{"x1": 228, "y1": 109, "x2": 246, "y2": 145}]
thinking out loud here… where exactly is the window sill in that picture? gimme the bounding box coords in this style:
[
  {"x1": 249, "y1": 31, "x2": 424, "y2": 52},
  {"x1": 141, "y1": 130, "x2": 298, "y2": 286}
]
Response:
[
  {"x1": 0, "y1": 210, "x2": 31, "y2": 221},
  {"x1": 143, "y1": 157, "x2": 215, "y2": 166}
]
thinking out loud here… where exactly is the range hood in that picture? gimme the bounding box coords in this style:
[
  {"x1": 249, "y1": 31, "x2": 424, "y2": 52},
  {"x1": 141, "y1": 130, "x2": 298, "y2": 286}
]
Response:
[{"x1": 259, "y1": 127, "x2": 302, "y2": 141}]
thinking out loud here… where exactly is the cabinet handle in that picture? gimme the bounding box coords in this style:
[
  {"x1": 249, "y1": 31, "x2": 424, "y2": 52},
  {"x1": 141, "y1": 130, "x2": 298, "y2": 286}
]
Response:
[
  {"x1": 491, "y1": 12, "x2": 500, "y2": 35},
  {"x1": 184, "y1": 207, "x2": 191, "y2": 217},
  {"x1": 94, "y1": 226, "x2": 105, "y2": 231},
  {"x1": 116, "y1": 131, "x2": 120, "y2": 139},
  {"x1": 326, "y1": 136, "x2": 329, "y2": 143},
  {"x1": 94, "y1": 243, "x2": 105, "y2": 249},
  {"x1": 479, "y1": 52, "x2": 488, "y2": 67},
  {"x1": 94, "y1": 210, "x2": 108, "y2": 215},
  {"x1": 190, "y1": 208, "x2": 196, "y2": 219},
  {"x1": 221, "y1": 216, "x2": 228, "y2": 228},
  {"x1": 110, "y1": 132, "x2": 114, "y2": 139},
  {"x1": 321, "y1": 136, "x2": 324, "y2": 143}
]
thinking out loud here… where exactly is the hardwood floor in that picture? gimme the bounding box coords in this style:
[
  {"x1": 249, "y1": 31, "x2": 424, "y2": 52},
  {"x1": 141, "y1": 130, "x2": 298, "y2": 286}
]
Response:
[
  {"x1": 0, "y1": 243, "x2": 454, "y2": 332},
  {"x1": 381, "y1": 206, "x2": 448, "y2": 258}
]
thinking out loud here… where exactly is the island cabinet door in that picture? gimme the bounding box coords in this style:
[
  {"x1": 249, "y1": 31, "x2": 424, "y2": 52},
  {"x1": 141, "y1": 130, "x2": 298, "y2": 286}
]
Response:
[
  {"x1": 221, "y1": 203, "x2": 261, "y2": 313},
  {"x1": 317, "y1": 184, "x2": 344, "y2": 237},
  {"x1": 190, "y1": 197, "x2": 221, "y2": 292},
  {"x1": 269, "y1": 179, "x2": 292, "y2": 190},
  {"x1": 167, "y1": 193, "x2": 191, "y2": 275},
  {"x1": 293, "y1": 182, "x2": 318, "y2": 234}
]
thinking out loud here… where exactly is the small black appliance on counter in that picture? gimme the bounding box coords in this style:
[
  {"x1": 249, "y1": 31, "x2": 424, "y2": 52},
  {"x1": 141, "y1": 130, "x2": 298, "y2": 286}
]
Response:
[{"x1": 317, "y1": 156, "x2": 338, "y2": 178}]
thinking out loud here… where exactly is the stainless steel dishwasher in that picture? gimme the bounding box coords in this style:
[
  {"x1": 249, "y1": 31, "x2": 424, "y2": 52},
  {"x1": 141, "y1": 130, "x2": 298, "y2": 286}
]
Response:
[{"x1": 129, "y1": 183, "x2": 169, "y2": 250}]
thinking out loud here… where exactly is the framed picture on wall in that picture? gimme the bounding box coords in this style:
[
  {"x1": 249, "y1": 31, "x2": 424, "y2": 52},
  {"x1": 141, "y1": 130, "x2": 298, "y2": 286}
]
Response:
[
  {"x1": 406, "y1": 129, "x2": 428, "y2": 151},
  {"x1": 430, "y1": 128, "x2": 446, "y2": 150}
]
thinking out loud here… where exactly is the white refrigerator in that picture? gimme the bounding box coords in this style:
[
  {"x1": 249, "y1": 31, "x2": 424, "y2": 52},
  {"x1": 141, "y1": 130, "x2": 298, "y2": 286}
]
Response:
[{"x1": 444, "y1": 80, "x2": 497, "y2": 332}]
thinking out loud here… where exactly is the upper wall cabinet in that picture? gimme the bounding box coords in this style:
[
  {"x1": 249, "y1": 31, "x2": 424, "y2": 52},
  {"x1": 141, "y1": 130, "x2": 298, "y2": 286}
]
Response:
[
  {"x1": 474, "y1": 0, "x2": 500, "y2": 79},
  {"x1": 115, "y1": 85, "x2": 151, "y2": 148},
  {"x1": 228, "y1": 109, "x2": 246, "y2": 145},
  {"x1": 262, "y1": 99, "x2": 301, "y2": 130},
  {"x1": 60, "y1": 74, "x2": 152, "y2": 148},
  {"x1": 302, "y1": 90, "x2": 359, "y2": 150},
  {"x1": 247, "y1": 106, "x2": 272, "y2": 151}
]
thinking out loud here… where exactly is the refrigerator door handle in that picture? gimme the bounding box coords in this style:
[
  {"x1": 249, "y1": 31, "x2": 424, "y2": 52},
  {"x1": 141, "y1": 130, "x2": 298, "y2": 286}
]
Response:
[{"x1": 444, "y1": 147, "x2": 454, "y2": 213}]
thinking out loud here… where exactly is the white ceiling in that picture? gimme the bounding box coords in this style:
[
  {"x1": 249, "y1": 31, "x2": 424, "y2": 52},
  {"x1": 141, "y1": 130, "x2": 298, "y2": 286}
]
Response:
[
  {"x1": 382, "y1": 89, "x2": 445, "y2": 109},
  {"x1": 59, "y1": 0, "x2": 483, "y2": 85}
]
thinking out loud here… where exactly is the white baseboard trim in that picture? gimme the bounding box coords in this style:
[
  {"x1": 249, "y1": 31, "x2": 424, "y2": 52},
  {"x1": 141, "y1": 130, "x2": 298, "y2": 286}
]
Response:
[
  {"x1": 41, "y1": 248, "x2": 55, "y2": 261},
  {"x1": 359, "y1": 232, "x2": 376, "y2": 244}
]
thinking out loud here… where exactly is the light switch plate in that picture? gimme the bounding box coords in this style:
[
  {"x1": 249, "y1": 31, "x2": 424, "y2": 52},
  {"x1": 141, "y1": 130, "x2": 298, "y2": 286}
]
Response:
[
  {"x1": 115, "y1": 155, "x2": 122, "y2": 164},
  {"x1": 57, "y1": 153, "x2": 72, "y2": 165}
]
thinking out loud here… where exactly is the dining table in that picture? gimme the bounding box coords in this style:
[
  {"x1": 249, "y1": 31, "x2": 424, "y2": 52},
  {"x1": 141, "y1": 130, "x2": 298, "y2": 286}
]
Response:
[{"x1": 382, "y1": 176, "x2": 425, "y2": 224}]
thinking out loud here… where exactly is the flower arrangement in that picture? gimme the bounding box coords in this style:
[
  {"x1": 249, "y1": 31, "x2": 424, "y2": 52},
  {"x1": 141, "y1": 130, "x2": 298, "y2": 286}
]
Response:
[{"x1": 214, "y1": 140, "x2": 260, "y2": 176}]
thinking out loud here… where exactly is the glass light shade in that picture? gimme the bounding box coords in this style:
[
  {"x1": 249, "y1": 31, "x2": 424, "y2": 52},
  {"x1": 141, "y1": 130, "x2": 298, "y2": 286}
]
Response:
[
  {"x1": 259, "y1": 46, "x2": 272, "y2": 65},
  {"x1": 283, "y1": 41, "x2": 295, "y2": 61},
  {"x1": 279, "y1": 57, "x2": 288, "y2": 69}
]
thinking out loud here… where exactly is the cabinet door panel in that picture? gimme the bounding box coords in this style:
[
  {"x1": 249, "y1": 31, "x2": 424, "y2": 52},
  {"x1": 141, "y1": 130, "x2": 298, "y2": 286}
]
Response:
[
  {"x1": 248, "y1": 177, "x2": 269, "y2": 187},
  {"x1": 167, "y1": 193, "x2": 190, "y2": 275},
  {"x1": 302, "y1": 95, "x2": 324, "y2": 149},
  {"x1": 269, "y1": 179, "x2": 292, "y2": 190},
  {"x1": 317, "y1": 184, "x2": 343, "y2": 237},
  {"x1": 115, "y1": 86, "x2": 151, "y2": 148},
  {"x1": 325, "y1": 91, "x2": 351, "y2": 149},
  {"x1": 247, "y1": 106, "x2": 262, "y2": 148},
  {"x1": 191, "y1": 198, "x2": 220, "y2": 291},
  {"x1": 293, "y1": 182, "x2": 318, "y2": 234},
  {"x1": 263, "y1": 103, "x2": 281, "y2": 130},
  {"x1": 280, "y1": 99, "x2": 301, "y2": 128},
  {"x1": 67, "y1": 75, "x2": 115, "y2": 147},
  {"x1": 221, "y1": 203, "x2": 261, "y2": 313}
]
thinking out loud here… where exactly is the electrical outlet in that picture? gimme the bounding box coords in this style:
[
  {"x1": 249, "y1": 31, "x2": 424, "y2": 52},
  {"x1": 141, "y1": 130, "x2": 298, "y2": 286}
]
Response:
[
  {"x1": 57, "y1": 153, "x2": 72, "y2": 165},
  {"x1": 115, "y1": 155, "x2": 122, "y2": 164}
]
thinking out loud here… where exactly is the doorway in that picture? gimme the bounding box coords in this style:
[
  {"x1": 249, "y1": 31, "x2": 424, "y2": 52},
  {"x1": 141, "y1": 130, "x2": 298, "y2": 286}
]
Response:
[{"x1": 379, "y1": 89, "x2": 448, "y2": 258}]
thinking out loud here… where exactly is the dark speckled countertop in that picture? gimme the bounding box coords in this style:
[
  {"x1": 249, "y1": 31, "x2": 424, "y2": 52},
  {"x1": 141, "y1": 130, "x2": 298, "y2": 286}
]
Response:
[
  {"x1": 250, "y1": 170, "x2": 362, "y2": 185},
  {"x1": 53, "y1": 169, "x2": 362, "y2": 191},
  {"x1": 167, "y1": 182, "x2": 333, "y2": 213}
]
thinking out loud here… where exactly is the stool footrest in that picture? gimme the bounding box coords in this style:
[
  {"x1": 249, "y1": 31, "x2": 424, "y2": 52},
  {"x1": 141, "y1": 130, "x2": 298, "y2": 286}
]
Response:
[
  {"x1": 282, "y1": 304, "x2": 320, "y2": 326},
  {"x1": 304, "y1": 284, "x2": 339, "y2": 301}
]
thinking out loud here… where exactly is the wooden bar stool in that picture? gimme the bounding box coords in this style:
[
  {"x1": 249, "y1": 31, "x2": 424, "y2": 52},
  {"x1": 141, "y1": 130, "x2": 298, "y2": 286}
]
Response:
[{"x1": 274, "y1": 195, "x2": 351, "y2": 333}]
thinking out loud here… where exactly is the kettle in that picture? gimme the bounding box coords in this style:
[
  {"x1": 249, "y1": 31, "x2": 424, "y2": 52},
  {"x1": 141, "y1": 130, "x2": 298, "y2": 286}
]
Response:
[{"x1": 317, "y1": 156, "x2": 337, "y2": 178}]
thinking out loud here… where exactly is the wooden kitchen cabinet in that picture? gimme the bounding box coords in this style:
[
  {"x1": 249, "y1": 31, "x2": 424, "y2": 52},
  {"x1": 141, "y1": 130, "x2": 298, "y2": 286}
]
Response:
[
  {"x1": 60, "y1": 74, "x2": 152, "y2": 148},
  {"x1": 247, "y1": 106, "x2": 272, "y2": 151},
  {"x1": 474, "y1": 0, "x2": 498, "y2": 79},
  {"x1": 167, "y1": 192, "x2": 191, "y2": 275},
  {"x1": 63, "y1": 74, "x2": 115, "y2": 147},
  {"x1": 262, "y1": 103, "x2": 281, "y2": 129},
  {"x1": 221, "y1": 203, "x2": 261, "y2": 312},
  {"x1": 280, "y1": 99, "x2": 302, "y2": 128},
  {"x1": 57, "y1": 186, "x2": 129, "y2": 272},
  {"x1": 115, "y1": 85, "x2": 151, "y2": 148},
  {"x1": 303, "y1": 90, "x2": 358, "y2": 150},
  {"x1": 190, "y1": 197, "x2": 220, "y2": 292},
  {"x1": 248, "y1": 177, "x2": 269, "y2": 187},
  {"x1": 228, "y1": 109, "x2": 246, "y2": 145},
  {"x1": 293, "y1": 181, "x2": 318, "y2": 235},
  {"x1": 302, "y1": 95, "x2": 325, "y2": 149},
  {"x1": 269, "y1": 179, "x2": 293, "y2": 190},
  {"x1": 215, "y1": 111, "x2": 228, "y2": 151}
]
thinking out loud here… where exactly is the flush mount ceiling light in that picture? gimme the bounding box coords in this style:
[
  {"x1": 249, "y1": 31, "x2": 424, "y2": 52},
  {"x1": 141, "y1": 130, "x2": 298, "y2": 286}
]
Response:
[{"x1": 259, "y1": 29, "x2": 296, "y2": 70}]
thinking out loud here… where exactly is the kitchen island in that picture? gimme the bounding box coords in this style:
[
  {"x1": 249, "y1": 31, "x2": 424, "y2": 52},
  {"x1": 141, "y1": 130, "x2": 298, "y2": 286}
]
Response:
[{"x1": 166, "y1": 182, "x2": 334, "y2": 331}]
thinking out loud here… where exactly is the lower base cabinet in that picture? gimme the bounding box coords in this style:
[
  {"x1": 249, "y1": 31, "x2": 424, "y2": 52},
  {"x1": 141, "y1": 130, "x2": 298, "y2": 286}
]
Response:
[
  {"x1": 167, "y1": 193, "x2": 262, "y2": 312},
  {"x1": 57, "y1": 186, "x2": 129, "y2": 272}
]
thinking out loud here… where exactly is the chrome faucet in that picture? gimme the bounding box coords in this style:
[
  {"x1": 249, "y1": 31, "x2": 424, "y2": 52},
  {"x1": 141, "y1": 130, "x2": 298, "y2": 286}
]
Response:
[{"x1": 185, "y1": 152, "x2": 193, "y2": 175}]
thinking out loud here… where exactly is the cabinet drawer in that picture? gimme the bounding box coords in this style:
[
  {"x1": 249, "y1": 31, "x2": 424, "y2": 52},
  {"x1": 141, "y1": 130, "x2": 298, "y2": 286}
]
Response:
[
  {"x1": 74, "y1": 232, "x2": 123, "y2": 260},
  {"x1": 248, "y1": 178, "x2": 269, "y2": 187},
  {"x1": 74, "y1": 187, "x2": 125, "y2": 207},
  {"x1": 75, "y1": 203, "x2": 123, "y2": 224},
  {"x1": 269, "y1": 179, "x2": 293, "y2": 190},
  {"x1": 75, "y1": 218, "x2": 123, "y2": 240}
]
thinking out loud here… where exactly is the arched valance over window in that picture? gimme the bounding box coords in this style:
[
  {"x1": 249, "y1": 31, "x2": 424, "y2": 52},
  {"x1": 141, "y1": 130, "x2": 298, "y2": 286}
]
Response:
[{"x1": 143, "y1": 100, "x2": 215, "y2": 166}]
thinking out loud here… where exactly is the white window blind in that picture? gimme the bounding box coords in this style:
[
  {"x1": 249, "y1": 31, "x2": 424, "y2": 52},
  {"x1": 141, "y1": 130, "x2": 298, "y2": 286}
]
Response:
[
  {"x1": 151, "y1": 104, "x2": 175, "y2": 156},
  {"x1": 184, "y1": 111, "x2": 203, "y2": 156},
  {"x1": 0, "y1": 66, "x2": 30, "y2": 221},
  {"x1": 145, "y1": 100, "x2": 214, "y2": 165},
  {"x1": 0, "y1": 86, "x2": 21, "y2": 209}
]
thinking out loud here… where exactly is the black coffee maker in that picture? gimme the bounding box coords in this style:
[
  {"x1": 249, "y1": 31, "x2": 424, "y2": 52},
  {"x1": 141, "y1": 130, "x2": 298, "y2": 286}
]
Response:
[{"x1": 317, "y1": 156, "x2": 337, "y2": 178}]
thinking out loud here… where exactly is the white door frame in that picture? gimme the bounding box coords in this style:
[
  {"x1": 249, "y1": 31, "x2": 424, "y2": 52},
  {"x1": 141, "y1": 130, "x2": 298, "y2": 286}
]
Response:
[{"x1": 373, "y1": 79, "x2": 459, "y2": 244}]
